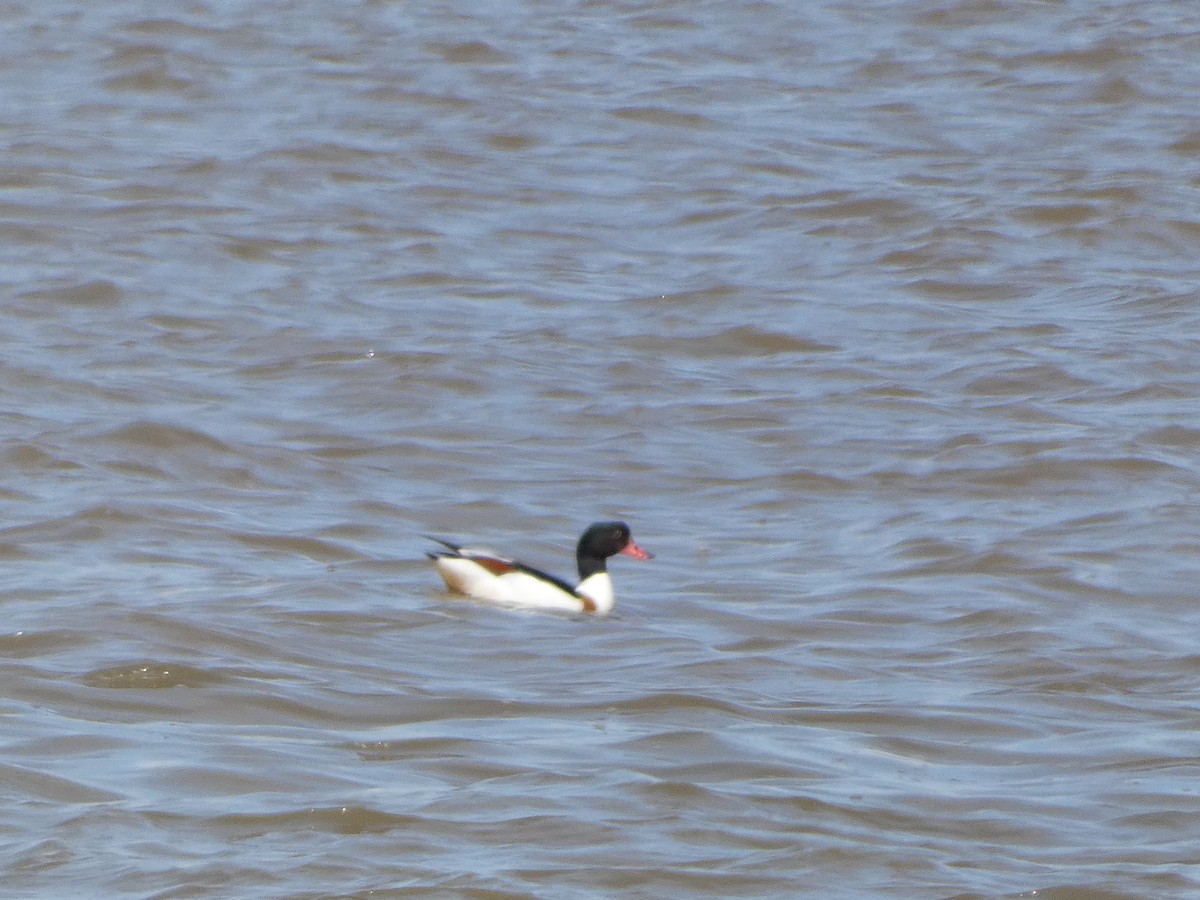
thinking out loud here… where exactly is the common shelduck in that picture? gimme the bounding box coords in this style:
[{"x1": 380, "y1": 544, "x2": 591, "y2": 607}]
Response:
[{"x1": 426, "y1": 521, "x2": 652, "y2": 614}]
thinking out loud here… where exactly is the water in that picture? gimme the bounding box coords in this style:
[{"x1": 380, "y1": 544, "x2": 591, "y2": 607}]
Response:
[{"x1": 3, "y1": 1, "x2": 1200, "y2": 897}]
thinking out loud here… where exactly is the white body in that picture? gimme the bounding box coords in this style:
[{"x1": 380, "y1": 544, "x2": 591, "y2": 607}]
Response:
[{"x1": 433, "y1": 556, "x2": 615, "y2": 614}]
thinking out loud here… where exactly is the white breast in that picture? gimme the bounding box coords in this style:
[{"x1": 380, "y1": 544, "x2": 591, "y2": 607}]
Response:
[{"x1": 576, "y1": 573, "x2": 614, "y2": 614}]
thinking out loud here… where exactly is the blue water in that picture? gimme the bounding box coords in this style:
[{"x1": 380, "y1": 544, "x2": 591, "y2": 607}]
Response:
[{"x1": 3, "y1": 1, "x2": 1200, "y2": 897}]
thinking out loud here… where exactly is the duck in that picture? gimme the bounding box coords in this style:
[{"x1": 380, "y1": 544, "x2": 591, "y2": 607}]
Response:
[{"x1": 426, "y1": 521, "x2": 652, "y2": 614}]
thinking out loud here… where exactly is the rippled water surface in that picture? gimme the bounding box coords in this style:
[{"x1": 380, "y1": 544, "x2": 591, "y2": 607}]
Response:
[{"x1": 4, "y1": 1, "x2": 1200, "y2": 897}]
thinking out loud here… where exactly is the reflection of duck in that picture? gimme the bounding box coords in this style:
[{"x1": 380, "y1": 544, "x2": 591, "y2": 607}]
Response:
[{"x1": 427, "y1": 521, "x2": 652, "y2": 614}]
